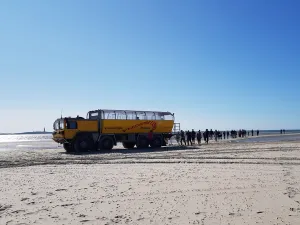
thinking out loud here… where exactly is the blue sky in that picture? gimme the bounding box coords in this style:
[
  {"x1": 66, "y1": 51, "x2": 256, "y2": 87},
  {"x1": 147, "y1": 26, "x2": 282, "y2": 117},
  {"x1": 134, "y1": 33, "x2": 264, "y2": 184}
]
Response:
[{"x1": 0, "y1": 0, "x2": 299, "y2": 132}]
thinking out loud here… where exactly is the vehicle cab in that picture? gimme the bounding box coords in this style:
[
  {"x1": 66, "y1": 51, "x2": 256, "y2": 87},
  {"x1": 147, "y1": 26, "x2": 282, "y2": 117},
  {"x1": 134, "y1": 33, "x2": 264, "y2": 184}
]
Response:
[{"x1": 52, "y1": 118, "x2": 66, "y2": 144}]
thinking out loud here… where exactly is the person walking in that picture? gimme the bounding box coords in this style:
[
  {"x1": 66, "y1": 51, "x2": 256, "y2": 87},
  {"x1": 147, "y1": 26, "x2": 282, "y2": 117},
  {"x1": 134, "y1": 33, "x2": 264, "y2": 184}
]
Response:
[
  {"x1": 197, "y1": 130, "x2": 202, "y2": 145},
  {"x1": 180, "y1": 130, "x2": 186, "y2": 146},
  {"x1": 204, "y1": 129, "x2": 209, "y2": 144},
  {"x1": 191, "y1": 129, "x2": 196, "y2": 145},
  {"x1": 186, "y1": 130, "x2": 192, "y2": 146},
  {"x1": 214, "y1": 130, "x2": 218, "y2": 142}
]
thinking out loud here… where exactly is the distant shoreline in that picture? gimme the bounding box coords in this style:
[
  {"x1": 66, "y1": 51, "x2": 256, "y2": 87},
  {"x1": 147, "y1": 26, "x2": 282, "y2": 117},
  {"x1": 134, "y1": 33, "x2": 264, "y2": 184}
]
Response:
[
  {"x1": 1, "y1": 129, "x2": 300, "y2": 136},
  {"x1": 0, "y1": 132, "x2": 52, "y2": 135}
]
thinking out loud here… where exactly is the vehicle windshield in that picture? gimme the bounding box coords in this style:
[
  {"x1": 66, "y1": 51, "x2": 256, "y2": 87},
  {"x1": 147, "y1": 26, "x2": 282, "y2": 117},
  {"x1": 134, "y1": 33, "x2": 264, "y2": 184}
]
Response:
[{"x1": 53, "y1": 119, "x2": 64, "y2": 130}]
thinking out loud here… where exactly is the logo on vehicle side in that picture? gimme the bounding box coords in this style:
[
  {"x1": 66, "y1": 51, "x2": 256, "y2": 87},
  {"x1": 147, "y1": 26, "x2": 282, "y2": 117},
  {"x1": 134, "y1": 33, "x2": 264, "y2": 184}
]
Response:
[{"x1": 123, "y1": 121, "x2": 157, "y2": 132}]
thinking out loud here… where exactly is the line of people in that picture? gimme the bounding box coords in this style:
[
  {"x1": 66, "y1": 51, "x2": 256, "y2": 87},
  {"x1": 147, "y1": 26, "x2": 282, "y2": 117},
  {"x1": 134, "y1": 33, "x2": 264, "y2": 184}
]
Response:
[{"x1": 175, "y1": 129, "x2": 261, "y2": 146}]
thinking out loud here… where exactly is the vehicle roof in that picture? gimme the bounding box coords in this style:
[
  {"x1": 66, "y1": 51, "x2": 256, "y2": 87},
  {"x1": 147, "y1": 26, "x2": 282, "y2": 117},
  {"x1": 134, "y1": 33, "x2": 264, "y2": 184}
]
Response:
[{"x1": 88, "y1": 109, "x2": 174, "y2": 115}]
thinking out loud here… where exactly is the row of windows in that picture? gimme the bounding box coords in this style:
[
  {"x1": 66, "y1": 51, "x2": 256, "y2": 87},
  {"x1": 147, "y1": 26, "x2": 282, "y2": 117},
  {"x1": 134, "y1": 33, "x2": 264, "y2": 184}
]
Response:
[{"x1": 89, "y1": 111, "x2": 174, "y2": 120}]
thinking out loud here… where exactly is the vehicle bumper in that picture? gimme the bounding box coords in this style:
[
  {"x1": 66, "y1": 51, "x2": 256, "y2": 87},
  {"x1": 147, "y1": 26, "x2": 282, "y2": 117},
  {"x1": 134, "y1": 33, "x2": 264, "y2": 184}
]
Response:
[
  {"x1": 52, "y1": 137, "x2": 68, "y2": 144},
  {"x1": 52, "y1": 133, "x2": 67, "y2": 144}
]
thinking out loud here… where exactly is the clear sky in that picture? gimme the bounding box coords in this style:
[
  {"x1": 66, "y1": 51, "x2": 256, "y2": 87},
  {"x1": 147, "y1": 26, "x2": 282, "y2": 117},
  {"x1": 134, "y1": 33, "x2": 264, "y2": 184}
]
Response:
[{"x1": 0, "y1": 0, "x2": 299, "y2": 133}]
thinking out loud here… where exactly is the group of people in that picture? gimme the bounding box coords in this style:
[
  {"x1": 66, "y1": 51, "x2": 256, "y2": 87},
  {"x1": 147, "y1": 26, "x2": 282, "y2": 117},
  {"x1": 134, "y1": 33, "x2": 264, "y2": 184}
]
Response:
[{"x1": 175, "y1": 129, "x2": 261, "y2": 146}]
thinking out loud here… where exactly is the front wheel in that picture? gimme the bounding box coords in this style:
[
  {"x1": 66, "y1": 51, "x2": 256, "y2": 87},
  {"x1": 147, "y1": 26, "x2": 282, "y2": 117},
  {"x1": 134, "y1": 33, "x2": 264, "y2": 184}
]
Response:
[
  {"x1": 150, "y1": 137, "x2": 162, "y2": 148},
  {"x1": 136, "y1": 136, "x2": 149, "y2": 148},
  {"x1": 63, "y1": 143, "x2": 73, "y2": 153},
  {"x1": 74, "y1": 135, "x2": 94, "y2": 153}
]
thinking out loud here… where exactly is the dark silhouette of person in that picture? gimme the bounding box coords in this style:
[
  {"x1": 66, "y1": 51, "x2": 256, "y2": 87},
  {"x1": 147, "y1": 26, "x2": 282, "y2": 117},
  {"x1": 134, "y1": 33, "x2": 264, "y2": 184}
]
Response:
[
  {"x1": 257, "y1": 129, "x2": 259, "y2": 136},
  {"x1": 191, "y1": 129, "x2": 196, "y2": 144},
  {"x1": 280, "y1": 129, "x2": 282, "y2": 134},
  {"x1": 214, "y1": 130, "x2": 218, "y2": 142},
  {"x1": 251, "y1": 129, "x2": 254, "y2": 136},
  {"x1": 186, "y1": 130, "x2": 192, "y2": 146},
  {"x1": 223, "y1": 131, "x2": 226, "y2": 139},
  {"x1": 180, "y1": 130, "x2": 186, "y2": 145},
  {"x1": 283, "y1": 129, "x2": 286, "y2": 134},
  {"x1": 204, "y1": 129, "x2": 209, "y2": 144},
  {"x1": 227, "y1": 131, "x2": 229, "y2": 139},
  {"x1": 196, "y1": 130, "x2": 201, "y2": 145},
  {"x1": 148, "y1": 130, "x2": 153, "y2": 142}
]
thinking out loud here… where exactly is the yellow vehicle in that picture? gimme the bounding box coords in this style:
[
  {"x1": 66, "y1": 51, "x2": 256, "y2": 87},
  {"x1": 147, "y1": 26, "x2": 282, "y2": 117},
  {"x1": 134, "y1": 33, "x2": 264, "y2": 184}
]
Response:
[{"x1": 52, "y1": 109, "x2": 177, "y2": 153}]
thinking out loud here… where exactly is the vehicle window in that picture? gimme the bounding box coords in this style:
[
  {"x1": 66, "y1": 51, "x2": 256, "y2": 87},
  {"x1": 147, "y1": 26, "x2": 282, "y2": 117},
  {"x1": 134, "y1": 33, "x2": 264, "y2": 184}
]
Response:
[
  {"x1": 106, "y1": 112, "x2": 116, "y2": 119},
  {"x1": 116, "y1": 111, "x2": 127, "y2": 120},
  {"x1": 54, "y1": 121, "x2": 59, "y2": 130},
  {"x1": 154, "y1": 112, "x2": 161, "y2": 120},
  {"x1": 136, "y1": 112, "x2": 146, "y2": 120},
  {"x1": 126, "y1": 112, "x2": 135, "y2": 120},
  {"x1": 59, "y1": 120, "x2": 64, "y2": 129},
  {"x1": 146, "y1": 112, "x2": 156, "y2": 120},
  {"x1": 89, "y1": 112, "x2": 98, "y2": 119},
  {"x1": 69, "y1": 121, "x2": 77, "y2": 129},
  {"x1": 164, "y1": 114, "x2": 174, "y2": 120}
]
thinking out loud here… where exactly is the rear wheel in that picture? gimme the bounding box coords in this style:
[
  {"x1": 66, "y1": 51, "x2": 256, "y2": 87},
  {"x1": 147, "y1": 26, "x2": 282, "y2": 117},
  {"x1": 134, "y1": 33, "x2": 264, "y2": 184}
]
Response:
[
  {"x1": 150, "y1": 137, "x2": 162, "y2": 148},
  {"x1": 122, "y1": 142, "x2": 135, "y2": 149},
  {"x1": 63, "y1": 143, "x2": 73, "y2": 153},
  {"x1": 99, "y1": 137, "x2": 114, "y2": 150},
  {"x1": 136, "y1": 136, "x2": 149, "y2": 148},
  {"x1": 74, "y1": 135, "x2": 94, "y2": 153}
]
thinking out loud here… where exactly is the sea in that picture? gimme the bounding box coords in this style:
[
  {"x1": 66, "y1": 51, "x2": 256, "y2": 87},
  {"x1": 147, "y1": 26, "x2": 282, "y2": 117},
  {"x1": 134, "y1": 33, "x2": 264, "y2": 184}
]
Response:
[
  {"x1": 0, "y1": 134, "x2": 58, "y2": 152},
  {"x1": 0, "y1": 130, "x2": 300, "y2": 152}
]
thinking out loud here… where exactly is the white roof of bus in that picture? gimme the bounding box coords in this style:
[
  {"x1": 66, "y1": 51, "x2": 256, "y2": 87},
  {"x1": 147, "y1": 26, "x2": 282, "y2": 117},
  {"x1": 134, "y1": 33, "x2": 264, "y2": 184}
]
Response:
[{"x1": 88, "y1": 109, "x2": 173, "y2": 115}]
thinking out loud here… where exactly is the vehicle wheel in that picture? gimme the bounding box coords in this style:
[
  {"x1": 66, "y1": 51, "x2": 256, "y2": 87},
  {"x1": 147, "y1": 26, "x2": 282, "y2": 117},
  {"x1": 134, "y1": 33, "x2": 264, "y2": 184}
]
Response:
[
  {"x1": 122, "y1": 142, "x2": 135, "y2": 149},
  {"x1": 136, "y1": 136, "x2": 149, "y2": 148},
  {"x1": 150, "y1": 137, "x2": 162, "y2": 148},
  {"x1": 99, "y1": 137, "x2": 114, "y2": 150},
  {"x1": 74, "y1": 135, "x2": 94, "y2": 153},
  {"x1": 63, "y1": 143, "x2": 73, "y2": 153}
]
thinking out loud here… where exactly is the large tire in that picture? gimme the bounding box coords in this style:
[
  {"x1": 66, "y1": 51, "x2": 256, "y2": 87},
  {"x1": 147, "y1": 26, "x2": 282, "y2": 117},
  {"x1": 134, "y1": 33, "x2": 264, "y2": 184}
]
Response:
[
  {"x1": 99, "y1": 137, "x2": 114, "y2": 150},
  {"x1": 122, "y1": 142, "x2": 135, "y2": 149},
  {"x1": 74, "y1": 134, "x2": 94, "y2": 153},
  {"x1": 136, "y1": 136, "x2": 149, "y2": 148},
  {"x1": 150, "y1": 137, "x2": 162, "y2": 148},
  {"x1": 63, "y1": 143, "x2": 73, "y2": 153}
]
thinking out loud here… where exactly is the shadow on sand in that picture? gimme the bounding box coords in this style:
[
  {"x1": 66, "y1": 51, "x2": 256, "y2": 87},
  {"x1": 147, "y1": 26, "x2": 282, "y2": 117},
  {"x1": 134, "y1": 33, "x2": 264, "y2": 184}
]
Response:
[{"x1": 60, "y1": 145, "x2": 199, "y2": 155}]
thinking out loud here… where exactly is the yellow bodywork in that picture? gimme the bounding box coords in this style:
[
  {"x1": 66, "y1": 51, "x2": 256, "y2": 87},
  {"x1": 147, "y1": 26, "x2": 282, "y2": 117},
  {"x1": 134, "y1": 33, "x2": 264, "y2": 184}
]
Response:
[
  {"x1": 101, "y1": 119, "x2": 174, "y2": 134},
  {"x1": 53, "y1": 119, "x2": 174, "y2": 143},
  {"x1": 64, "y1": 120, "x2": 98, "y2": 139}
]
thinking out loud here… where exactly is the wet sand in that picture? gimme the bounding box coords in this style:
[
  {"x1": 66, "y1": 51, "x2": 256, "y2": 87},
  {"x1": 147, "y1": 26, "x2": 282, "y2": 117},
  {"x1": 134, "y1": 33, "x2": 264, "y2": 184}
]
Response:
[{"x1": 1, "y1": 136, "x2": 300, "y2": 224}]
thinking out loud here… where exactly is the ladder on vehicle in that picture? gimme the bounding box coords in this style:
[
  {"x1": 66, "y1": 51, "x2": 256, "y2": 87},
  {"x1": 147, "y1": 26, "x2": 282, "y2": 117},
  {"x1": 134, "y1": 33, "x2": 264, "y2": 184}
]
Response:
[
  {"x1": 172, "y1": 123, "x2": 180, "y2": 134},
  {"x1": 167, "y1": 123, "x2": 180, "y2": 146}
]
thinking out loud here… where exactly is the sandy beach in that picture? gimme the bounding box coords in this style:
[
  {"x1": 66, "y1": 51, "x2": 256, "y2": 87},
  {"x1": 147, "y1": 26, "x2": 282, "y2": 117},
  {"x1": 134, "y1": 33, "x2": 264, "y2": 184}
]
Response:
[{"x1": 1, "y1": 135, "x2": 300, "y2": 225}]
